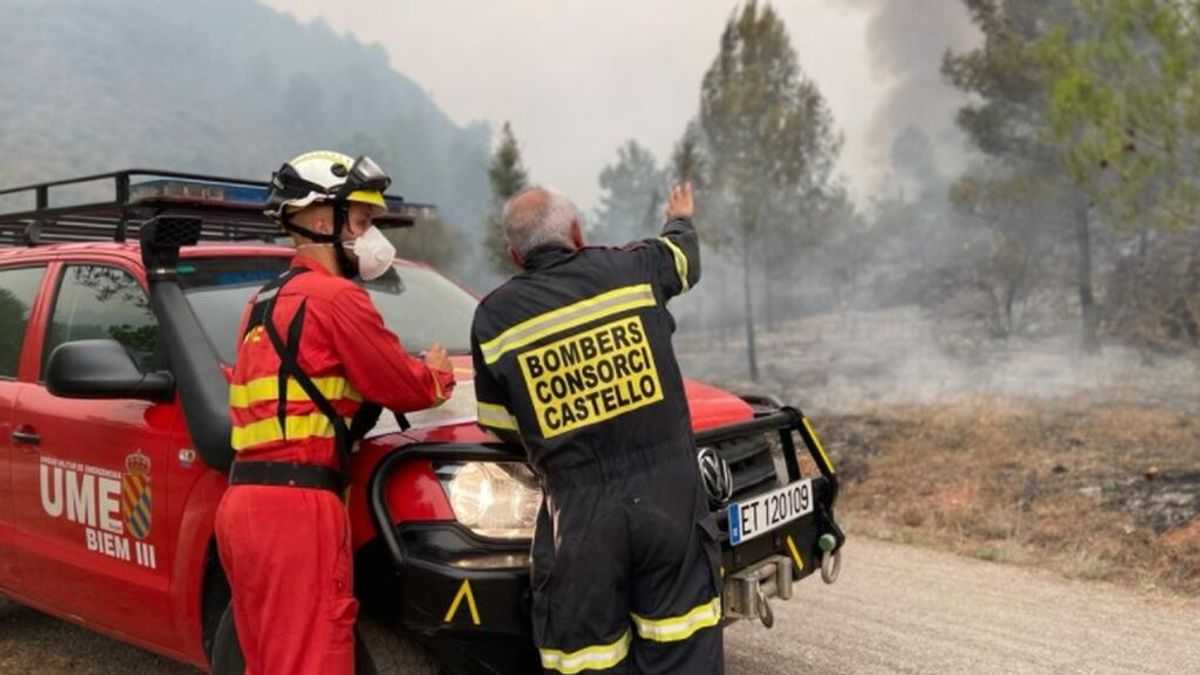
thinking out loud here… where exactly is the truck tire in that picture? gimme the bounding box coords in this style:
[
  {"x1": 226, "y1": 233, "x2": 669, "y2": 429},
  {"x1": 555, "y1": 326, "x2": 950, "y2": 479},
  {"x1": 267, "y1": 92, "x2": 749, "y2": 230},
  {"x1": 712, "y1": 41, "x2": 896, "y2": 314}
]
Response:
[
  {"x1": 209, "y1": 604, "x2": 437, "y2": 675},
  {"x1": 355, "y1": 616, "x2": 439, "y2": 675},
  {"x1": 209, "y1": 606, "x2": 244, "y2": 675}
]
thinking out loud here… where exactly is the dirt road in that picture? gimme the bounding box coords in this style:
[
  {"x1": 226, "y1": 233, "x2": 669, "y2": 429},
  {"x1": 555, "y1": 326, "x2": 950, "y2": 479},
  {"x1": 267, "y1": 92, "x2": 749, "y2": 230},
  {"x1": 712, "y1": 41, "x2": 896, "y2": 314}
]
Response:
[
  {"x1": 3, "y1": 537, "x2": 1198, "y2": 674},
  {"x1": 725, "y1": 538, "x2": 1200, "y2": 674}
]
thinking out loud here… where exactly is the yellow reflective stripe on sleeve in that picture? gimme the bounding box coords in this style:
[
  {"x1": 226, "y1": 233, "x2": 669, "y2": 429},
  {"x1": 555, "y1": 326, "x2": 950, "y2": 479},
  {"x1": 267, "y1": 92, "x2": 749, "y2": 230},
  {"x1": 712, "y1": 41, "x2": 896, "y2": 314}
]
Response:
[
  {"x1": 479, "y1": 284, "x2": 656, "y2": 365},
  {"x1": 658, "y1": 236, "x2": 691, "y2": 292},
  {"x1": 229, "y1": 376, "x2": 362, "y2": 408},
  {"x1": 539, "y1": 630, "x2": 631, "y2": 674},
  {"x1": 476, "y1": 401, "x2": 518, "y2": 431},
  {"x1": 803, "y1": 417, "x2": 835, "y2": 474},
  {"x1": 230, "y1": 412, "x2": 353, "y2": 450},
  {"x1": 630, "y1": 596, "x2": 721, "y2": 643}
]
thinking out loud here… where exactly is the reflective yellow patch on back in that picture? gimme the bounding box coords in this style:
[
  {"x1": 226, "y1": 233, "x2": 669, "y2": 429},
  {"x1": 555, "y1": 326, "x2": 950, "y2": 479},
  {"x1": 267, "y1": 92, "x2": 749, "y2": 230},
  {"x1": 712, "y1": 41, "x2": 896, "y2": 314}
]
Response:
[{"x1": 518, "y1": 315, "x2": 663, "y2": 438}]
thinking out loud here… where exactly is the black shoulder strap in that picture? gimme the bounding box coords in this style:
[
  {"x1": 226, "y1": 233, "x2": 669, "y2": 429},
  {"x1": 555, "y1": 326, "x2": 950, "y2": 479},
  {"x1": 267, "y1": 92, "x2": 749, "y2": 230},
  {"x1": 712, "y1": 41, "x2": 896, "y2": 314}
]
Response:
[
  {"x1": 242, "y1": 267, "x2": 307, "y2": 339},
  {"x1": 257, "y1": 269, "x2": 354, "y2": 476}
]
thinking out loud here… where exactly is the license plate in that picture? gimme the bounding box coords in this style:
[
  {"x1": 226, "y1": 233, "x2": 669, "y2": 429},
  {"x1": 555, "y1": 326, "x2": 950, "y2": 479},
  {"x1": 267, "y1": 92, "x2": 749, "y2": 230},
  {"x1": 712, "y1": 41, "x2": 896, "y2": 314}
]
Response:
[{"x1": 727, "y1": 479, "x2": 814, "y2": 546}]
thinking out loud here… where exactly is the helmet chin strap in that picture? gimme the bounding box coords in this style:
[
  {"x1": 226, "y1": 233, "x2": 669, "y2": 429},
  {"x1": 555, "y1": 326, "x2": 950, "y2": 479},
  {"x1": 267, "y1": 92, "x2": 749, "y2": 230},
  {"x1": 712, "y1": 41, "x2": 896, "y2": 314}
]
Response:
[
  {"x1": 282, "y1": 202, "x2": 358, "y2": 278},
  {"x1": 330, "y1": 201, "x2": 358, "y2": 279}
]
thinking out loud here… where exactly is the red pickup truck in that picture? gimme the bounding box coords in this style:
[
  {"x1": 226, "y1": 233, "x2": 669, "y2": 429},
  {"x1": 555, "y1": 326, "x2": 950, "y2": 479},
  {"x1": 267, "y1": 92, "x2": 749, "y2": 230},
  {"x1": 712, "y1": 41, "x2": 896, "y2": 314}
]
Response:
[{"x1": 0, "y1": 170, "x2": 843, "y2": 674}]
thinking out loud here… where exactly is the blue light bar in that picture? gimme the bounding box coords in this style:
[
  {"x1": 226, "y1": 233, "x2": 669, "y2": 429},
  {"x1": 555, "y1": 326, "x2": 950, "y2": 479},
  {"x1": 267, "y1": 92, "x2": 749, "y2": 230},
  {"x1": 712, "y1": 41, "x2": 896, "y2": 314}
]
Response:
[{"x1": 128, "y1": 178, "x2": 436, "y2": 223}]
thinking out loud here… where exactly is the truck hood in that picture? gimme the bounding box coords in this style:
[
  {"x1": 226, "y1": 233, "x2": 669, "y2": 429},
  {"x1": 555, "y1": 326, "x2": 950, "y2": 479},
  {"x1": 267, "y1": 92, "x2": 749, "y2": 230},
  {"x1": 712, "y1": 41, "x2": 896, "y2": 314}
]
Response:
[{"x1": 683, "y1": 379, "x2": 755, "y2": 430}]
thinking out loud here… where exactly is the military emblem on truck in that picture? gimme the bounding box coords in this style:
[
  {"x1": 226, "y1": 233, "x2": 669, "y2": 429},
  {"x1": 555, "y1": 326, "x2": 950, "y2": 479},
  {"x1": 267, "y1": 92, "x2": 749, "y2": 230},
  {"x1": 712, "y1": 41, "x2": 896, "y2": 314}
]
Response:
[
  {"x1": 122, "y1": 451, "x2": 153, "y2": 540},
  {"x1": 38, "y1": 453, "x2": 158, "y2": 569}
]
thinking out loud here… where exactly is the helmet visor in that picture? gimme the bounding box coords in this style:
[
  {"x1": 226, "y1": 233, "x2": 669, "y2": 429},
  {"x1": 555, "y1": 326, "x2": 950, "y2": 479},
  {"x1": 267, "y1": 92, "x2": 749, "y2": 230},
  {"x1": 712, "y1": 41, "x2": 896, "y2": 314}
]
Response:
[
  {"x1": 344, "y1": 155, "x2": 392, "y2": 195},
  {"x1": 271, "y1": 161, "x2": 329, "y2": 198}
]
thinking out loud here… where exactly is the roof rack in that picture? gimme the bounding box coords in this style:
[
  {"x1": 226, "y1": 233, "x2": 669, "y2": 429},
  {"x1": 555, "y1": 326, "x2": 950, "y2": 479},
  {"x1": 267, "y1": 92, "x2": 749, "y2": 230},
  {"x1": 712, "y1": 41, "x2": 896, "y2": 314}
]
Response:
[{"x1": 0, "y1": 169, "x2": 437, "y2": 247}]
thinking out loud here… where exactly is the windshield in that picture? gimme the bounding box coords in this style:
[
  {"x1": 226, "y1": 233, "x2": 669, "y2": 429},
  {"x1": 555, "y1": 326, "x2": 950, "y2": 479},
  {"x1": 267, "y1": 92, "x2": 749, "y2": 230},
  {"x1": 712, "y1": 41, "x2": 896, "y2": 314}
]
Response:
[{"x1": 179, "y1": 256, "x2": 477, "y2": 364}]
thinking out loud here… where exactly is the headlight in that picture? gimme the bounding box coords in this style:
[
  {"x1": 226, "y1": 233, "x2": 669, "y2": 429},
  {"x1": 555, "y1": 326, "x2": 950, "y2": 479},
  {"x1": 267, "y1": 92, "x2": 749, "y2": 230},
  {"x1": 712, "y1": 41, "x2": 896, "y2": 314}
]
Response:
[{"x1": 438, "y1": 462, "x2": 541, "y2": 540}]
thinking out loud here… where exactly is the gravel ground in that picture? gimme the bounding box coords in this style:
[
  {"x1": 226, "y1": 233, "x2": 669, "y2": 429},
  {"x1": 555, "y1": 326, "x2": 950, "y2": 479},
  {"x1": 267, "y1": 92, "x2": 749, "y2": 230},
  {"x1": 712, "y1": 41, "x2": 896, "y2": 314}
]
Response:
[
  {"x1": 4, "y1": 537, "x2": 1198, "y2": 674},
  {"x1": 0, "y1": 596, "x2": 198, "y2": 674},
  {"x1": 725, "y1": 538, "x2": 1200, "y2": 674}
]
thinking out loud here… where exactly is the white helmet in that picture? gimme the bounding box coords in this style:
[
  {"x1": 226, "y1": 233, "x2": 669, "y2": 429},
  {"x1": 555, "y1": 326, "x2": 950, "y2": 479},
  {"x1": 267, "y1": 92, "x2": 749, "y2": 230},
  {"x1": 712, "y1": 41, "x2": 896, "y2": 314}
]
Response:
[{"x1": 264, "y1": 150, "x2": 390, "y2": 220}]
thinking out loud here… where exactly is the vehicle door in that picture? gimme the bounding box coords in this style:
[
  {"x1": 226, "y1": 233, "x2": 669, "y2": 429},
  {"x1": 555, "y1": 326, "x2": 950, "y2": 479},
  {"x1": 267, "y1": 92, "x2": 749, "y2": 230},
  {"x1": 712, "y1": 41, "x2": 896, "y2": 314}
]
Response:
[
  {"x1": 9, "y1": 259, "x2": 179, "y2": 643},
  {"x1": 0, "y1": 263, "x2": 49, "y2": 590}
]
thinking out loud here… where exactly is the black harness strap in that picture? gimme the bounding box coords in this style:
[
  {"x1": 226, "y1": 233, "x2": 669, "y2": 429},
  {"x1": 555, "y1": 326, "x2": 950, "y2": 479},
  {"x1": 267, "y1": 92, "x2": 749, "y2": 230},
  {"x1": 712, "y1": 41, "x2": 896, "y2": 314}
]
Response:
[
  {"x1": 241, "y1": 268, "x2": 306, "y2": 341},
  {"x1": 234, "y1": 266, "x2": 406, "y2": 486},
  {"x1": 259, "y1": 276, "x2": 354, "y2": 477}
]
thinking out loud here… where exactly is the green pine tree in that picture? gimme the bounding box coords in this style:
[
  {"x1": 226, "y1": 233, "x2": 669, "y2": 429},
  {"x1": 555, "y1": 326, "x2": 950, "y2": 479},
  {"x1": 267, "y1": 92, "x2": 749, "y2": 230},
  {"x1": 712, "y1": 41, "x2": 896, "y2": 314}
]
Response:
[
  {"x1": 670, "y1": 121, "x2": 706, "y2": 190},
  {"x1": 1036, "y1": 0, "x2": 1200, "y2": 347},
  {"x1": 697, "y1": 0, "x2": 842, "y2": 380},
  {"x1": 593, "y1": 140, "x2": 663, "y2": 245},
  {"x1": 1038, "y1": 0, "x2": 1200, "y2": 230},
  {"x1": 485, "y1": 122, "x2": 529, "y2": 274},
  {"x1": 943, "y1": 0, "x2": 1103, "y2": 351}
]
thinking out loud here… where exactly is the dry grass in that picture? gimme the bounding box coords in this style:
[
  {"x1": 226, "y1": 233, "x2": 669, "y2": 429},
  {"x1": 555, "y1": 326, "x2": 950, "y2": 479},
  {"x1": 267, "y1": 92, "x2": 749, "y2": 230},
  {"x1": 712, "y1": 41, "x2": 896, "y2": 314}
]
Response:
[{"x1": 819, "y1": 401, "x2": 1200, "y2": 597}]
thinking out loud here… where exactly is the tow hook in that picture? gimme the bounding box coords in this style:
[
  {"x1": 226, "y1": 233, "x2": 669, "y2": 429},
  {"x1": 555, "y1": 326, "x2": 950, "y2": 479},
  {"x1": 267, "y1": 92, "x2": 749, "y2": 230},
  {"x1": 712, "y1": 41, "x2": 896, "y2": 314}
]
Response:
[
  {"x1": 819, "y1": 534, "x2": 842, "y2": 584},
  {"x1": 723, "y1": 554, "x2": 792, "y2": 628},
  {"x1": 756, "y1": 585, "x2": 774, "y2": 628}
]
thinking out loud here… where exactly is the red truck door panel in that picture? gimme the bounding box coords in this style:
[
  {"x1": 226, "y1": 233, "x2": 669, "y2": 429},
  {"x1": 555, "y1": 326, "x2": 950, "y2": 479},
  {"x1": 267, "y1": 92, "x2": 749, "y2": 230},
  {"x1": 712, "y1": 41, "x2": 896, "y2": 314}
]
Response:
[
  {"x1": 0, "y1": 382, "x2": 14, "y2": 589},
  {"x1": 0, "y1": 264, "x2": 49, "y2": 591},
  {"x1": 9, "y1": 263, "x2": 178, "y2": 645}
]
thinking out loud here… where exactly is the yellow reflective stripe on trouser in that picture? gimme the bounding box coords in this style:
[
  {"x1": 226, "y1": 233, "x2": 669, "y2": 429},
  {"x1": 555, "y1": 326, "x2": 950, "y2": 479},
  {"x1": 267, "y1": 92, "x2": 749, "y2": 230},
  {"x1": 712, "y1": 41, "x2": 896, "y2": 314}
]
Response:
[
  {"x1": 539, "y1": 630, "x2": 631, "y2": 674},
  {"x1": 479, "y1": 284, "x2": 657, "y2": 365},
  {"x1": 230, "y1": 412, "x2": 352, "y2": 450},
  {"x1": 476, "y1": 401, "x2": 518, "y2": 430},
  {"x1": 658, "y1": 236, "x2": 691, "y2": 292},
  {"x1": 229, "y1": 376, "x2": 362, "y2": 408},
  {"x1": 630, "y1": 596, "x2": 721, "y2": 642}
]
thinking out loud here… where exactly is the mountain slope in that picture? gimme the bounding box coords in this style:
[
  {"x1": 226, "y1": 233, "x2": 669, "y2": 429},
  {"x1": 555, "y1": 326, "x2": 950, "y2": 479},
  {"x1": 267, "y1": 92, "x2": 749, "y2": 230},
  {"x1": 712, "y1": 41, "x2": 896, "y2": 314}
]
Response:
[{"x1": 0, "y1": 0, "x2": 489, "y2": 232}]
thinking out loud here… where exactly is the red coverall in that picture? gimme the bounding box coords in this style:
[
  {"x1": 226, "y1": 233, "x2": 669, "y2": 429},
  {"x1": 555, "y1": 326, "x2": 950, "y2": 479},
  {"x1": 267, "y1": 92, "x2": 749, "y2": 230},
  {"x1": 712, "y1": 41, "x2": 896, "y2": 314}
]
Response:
[{"x1": 215, "y1": 257, "x2": 454, "y2": 675}]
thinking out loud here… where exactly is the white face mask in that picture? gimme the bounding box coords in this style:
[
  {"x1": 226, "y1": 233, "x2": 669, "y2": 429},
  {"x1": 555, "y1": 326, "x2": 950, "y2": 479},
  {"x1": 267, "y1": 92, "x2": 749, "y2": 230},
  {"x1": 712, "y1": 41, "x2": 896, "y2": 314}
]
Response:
[{"x1": 344, "y1": 226, "x2": 396, "y2": 281}]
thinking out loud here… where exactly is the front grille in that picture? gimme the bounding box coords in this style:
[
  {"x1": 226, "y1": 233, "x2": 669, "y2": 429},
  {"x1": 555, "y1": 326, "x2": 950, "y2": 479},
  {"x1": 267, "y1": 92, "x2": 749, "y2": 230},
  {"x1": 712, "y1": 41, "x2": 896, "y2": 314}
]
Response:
[{"x1": 710, "y1": 433, "x2": 780, "y2": 502}]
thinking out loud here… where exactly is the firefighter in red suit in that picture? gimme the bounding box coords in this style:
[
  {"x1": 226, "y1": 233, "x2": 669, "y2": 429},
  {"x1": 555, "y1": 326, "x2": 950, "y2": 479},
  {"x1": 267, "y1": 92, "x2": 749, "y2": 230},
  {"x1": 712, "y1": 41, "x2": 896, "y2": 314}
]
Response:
[{"x1": 214, "y1": 151, "x2": 456, "y2": 674}]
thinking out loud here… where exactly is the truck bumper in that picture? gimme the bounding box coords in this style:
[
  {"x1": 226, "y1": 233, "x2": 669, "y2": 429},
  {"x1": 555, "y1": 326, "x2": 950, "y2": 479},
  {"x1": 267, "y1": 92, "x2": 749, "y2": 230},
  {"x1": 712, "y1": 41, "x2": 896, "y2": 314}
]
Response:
[{"x1": 357, "y1": 523, "x2": 539, "y2": 675}]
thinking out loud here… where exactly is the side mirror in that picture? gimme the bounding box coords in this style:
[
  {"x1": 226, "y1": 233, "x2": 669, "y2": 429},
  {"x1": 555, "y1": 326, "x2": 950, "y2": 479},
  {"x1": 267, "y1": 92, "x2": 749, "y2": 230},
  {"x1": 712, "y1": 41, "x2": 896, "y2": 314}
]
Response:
[{"x1": 46, "y1": 339, "x2": 175, "y2": 403}]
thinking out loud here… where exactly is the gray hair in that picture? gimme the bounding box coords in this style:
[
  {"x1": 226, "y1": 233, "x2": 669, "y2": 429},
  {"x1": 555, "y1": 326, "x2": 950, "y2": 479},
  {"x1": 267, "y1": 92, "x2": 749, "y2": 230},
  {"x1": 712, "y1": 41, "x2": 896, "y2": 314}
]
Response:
[{"x1": 500, "y1": 186, "x2": 581, "y2": 258}]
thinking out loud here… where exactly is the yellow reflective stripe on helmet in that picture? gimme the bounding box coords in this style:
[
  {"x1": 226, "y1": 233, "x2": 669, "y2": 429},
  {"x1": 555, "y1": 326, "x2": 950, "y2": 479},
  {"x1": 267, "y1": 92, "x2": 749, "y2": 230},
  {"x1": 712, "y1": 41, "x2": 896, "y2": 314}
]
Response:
[
  {"x1": 539, "y1": 630, "x2": 631, "y2": 674},
  {"x1": 630, "y1": 596, "x2": 721, "y2": 642},
  {"x1": 229, "y1": 376, "x2": 362, "y2": 408},
  {"x1": 291, "y1": 150, "x2": 353, "y2": 168},
  {"x1": 231, "y1": 412, "x2": 353, "y2": 450},
  {"x1": 479, "y1": 284, "x2": 656, "y2": 365},
  {"x1": 658, "y1": 236, "x2": 691, "y2": 293},
  {"x1": 476, "y1": 401, "x2": 518, "y2": 431}
]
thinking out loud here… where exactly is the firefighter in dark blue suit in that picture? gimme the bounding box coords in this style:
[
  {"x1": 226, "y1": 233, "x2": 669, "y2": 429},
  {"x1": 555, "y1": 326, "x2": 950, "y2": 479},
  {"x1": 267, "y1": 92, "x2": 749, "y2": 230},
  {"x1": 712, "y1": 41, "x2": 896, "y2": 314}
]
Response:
[{"x1": 471, "y1": 183, "x2": 721, "y2": 674}]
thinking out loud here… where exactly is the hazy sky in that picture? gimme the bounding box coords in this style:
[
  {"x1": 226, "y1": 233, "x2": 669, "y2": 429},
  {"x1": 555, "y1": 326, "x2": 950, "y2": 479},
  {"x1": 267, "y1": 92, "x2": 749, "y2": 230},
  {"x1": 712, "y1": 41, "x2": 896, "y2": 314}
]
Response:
[{"x1": 260, "y1": 0, "x2": 978, "y2": 212}]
